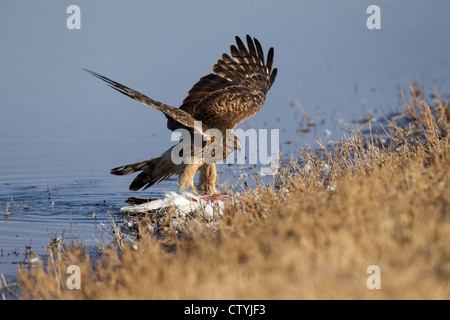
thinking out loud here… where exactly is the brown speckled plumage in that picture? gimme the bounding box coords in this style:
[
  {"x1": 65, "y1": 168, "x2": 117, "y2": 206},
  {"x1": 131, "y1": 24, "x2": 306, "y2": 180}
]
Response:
[{"x1": 86, "y1": 35, "x2": 277, "y2": 194}]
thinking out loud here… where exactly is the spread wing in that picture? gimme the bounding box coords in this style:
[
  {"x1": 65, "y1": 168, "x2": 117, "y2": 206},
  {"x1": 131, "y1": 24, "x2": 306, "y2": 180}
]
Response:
[
  {"x1": 84, "y1": 69, "x2": 209, "y2": 135},
  {"x1": 168, "y1": 35, "x2": 277, "y2": 132}
]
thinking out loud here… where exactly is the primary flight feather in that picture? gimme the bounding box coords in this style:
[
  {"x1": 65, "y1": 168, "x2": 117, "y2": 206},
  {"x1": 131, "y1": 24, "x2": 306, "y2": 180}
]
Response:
[{"x1": 86, "y1": 35, "x2": 277, "y2": 195}]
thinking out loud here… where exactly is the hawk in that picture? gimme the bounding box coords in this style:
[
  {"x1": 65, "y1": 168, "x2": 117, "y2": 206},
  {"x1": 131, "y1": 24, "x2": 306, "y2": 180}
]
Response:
[{"x1": 85, "y1": 35, "x2": 277, "y2": 195}]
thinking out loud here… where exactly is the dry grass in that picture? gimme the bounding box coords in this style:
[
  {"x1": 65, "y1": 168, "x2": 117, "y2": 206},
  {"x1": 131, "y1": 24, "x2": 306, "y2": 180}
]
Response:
[{"x1": 13, "y1": 86, "x2": 450, "y2": 299}]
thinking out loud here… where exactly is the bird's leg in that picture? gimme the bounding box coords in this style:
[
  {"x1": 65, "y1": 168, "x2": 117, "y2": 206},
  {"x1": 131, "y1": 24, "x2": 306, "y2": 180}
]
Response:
[
  {"x1": 198, "y1": 163, "x2": 217, "y2": 195},
  {"x1": 178, "y1": 163, "x2": 200, "y2": 195},
  {"x1": 190, "y1": 182, "x2": 199, "y2": 196}
]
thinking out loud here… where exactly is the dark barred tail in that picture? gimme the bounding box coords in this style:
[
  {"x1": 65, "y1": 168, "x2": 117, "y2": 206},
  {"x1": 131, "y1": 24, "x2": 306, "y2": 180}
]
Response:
[
  {"x1": 111, "y1": 159, "x2": 153, "y2": 176},
  {"x1": 111, "y1": 149, "x2": 176, "y2": 191}
]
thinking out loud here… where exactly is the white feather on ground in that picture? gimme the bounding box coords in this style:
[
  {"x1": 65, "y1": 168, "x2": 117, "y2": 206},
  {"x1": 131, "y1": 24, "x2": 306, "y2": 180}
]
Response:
[{"x1": 120, "y1": 191, "x2": 229, "y2": 219}]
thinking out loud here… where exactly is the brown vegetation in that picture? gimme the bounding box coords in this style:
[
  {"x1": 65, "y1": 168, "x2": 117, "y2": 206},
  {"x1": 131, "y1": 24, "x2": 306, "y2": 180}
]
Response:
[{"x1": 13, "y1": 86, "x2": 450, "y2": 299}]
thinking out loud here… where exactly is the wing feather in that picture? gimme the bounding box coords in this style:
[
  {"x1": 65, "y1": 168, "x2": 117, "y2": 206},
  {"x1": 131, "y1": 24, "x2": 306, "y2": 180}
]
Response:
[
  {"x1": 179, "y1": 35, "x2": 277, "y2": 131},
  {"x1": 84, "y1": 69, "x2": 208, "y2": 135},
  {"x1": 88, "y1": 35, "x2": 277, "y2": 136}
]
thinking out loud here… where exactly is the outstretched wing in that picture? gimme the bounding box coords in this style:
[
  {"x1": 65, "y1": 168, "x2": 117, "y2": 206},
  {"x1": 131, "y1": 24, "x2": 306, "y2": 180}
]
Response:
[
  {"x1": 84, "y1": 69, "x2": 208, "y2": 135},
  {"x1": 169, "y1": 35, "x2": 277, "y2": 132}
]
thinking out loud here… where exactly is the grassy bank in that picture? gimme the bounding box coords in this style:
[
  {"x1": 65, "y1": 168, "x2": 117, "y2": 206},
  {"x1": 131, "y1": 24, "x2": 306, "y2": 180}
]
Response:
[{"x1": 13, "y1": 86, "x2": 450, "y2": 299}]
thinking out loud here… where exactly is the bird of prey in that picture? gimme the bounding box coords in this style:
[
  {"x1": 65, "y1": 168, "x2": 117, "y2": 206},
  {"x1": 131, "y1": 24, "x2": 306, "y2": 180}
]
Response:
[{"x1": 85, "y1": 35, "x2": 277, "y2": 195}]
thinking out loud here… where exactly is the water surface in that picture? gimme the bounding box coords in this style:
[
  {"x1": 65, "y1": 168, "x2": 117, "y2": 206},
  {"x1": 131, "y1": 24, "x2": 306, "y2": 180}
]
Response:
[{"x1": 1, "y1": 0, "x2": 449, "y2": 287}]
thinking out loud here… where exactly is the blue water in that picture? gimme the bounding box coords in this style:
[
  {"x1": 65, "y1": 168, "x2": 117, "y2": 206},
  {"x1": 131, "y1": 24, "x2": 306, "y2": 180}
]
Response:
[{"x1": 1, "y1": 1, "x2": 449, "y2": 291}]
